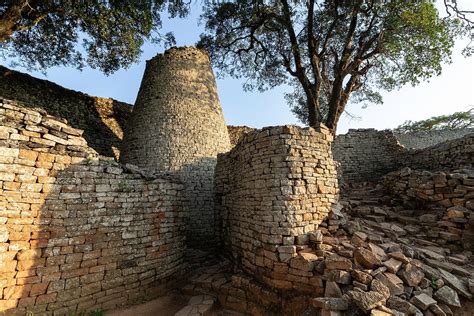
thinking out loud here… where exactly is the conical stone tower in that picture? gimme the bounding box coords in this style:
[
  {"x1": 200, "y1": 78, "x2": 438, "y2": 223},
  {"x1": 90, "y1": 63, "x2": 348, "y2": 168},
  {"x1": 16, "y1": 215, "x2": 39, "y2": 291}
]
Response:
[{"x1": 120, "y1": 47, "x2": 231, "y2": 249}]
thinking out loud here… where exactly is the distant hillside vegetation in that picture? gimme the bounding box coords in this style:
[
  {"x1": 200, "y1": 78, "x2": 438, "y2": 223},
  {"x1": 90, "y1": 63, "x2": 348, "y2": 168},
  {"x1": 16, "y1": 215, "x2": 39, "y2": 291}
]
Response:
[{"x1": 0, "y1": 65, "x2": 132, "y2": 158}]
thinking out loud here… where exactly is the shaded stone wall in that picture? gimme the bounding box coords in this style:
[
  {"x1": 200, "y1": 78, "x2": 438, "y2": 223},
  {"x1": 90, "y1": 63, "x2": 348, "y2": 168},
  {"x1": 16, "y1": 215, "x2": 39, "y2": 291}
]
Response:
[
  {"x1": 395, "y1": 128, "x2": 474, "y2": 150},
  {"x1": 121, "y1": 47, "x2": 231, "y2": 249},
  {"x1": 0, "y1": 65, "x2": 132, "y2": 159},
  {"x1": 0, "y1": 100, "x2": 186, "y2": 314},
  {"x1": 408, "y1": 133, "x2": 473, "y2": 171},
  {"x1": 215, "y1": 125, "x2": 338, "y2": 291},
  {"x1": 333, "y1": 129, "x2": 473, "y2": 184},
  {"x1": 332, "y1": 129, "x2": 407, "y2": 183}
]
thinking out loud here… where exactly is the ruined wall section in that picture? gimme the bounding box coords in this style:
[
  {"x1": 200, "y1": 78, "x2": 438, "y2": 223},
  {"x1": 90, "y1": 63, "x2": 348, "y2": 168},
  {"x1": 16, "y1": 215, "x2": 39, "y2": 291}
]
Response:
[
  {"x1": 0, "y1": 100, "x2": 186, "y2": 314},
  {"x1": 395, "y1": 128, "x2": 474, "y2": 149},
  {"x1": 227, "y1": 125, "x2": 256, "y2": 146},
  {"x1": 215, "y1": 125, "x2": 338, "y2": 291},
  {"x1": 408, "y1": 133, "x2": 473, "y2": 170},
  {"x1": 332, "y1": 129, "x2": 407, "y2": 183},
  {"x1": 384, "y1": 168, "x2": 474, "y2": 250},
  {"x1": 0, "y1": 65, "x2": 131, "y2": 158},
  {"x1": 121, "y1": 47, "x2": 231, "y2": 249}
]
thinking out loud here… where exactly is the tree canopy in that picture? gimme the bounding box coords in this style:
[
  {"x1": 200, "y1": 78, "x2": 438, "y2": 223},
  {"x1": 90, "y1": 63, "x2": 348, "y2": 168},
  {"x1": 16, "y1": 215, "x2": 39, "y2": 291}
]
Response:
[
  {"x1": 0, "y1": 0, "x2": 190, "y2": 74},
  {"x1": 198, "y1": 0, "x2": 464, "y2": 133},
  {"x1": 395, "y1": 108, "x2": 474, "y2": 133}
]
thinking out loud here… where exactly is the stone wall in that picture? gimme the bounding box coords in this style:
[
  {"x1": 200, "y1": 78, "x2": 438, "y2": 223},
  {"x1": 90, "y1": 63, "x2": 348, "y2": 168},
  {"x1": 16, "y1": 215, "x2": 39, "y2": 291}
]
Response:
[
  {"x1": 215, "y1": 125, "x2": 339, "y2": 292},
  {"x1": 408, "y1": 133, "x2": 473, "y2": 171},
  {"x1": 227, "y1": 125, "x2": 255, "y2": 146},
  {"x1": 333, "y1": 129, "x2": 473, "y2": 184},
  {"x1": 0, "y1": 100, "x2": 186, "y2": 314},
  {"x1": 395, "y1": 128, "x2": 474, "y2": 150},
  {"x1": 0, "y1": 65, "x2": 132, "y2": 158},
  {"x1": 383, "y1": 167, "x2": 474, "y2": 251},
  {"x1": 332, "y1": 129, "x2": 407, "y2": 183},
  {"x1": 121, "y1": 47, "x2": 231, "y2": 250}
]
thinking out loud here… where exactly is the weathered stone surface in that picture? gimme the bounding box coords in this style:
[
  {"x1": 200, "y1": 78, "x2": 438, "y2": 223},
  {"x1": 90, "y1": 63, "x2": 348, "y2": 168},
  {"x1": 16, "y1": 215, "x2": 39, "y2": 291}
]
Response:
[
  {"x1": 354, "y1": 248, "x2": 382, "y2": 269},
  {"x1": 433, "y1": 286, "x2": 461, "y2": 308},
  {"x1": 290, "y1": 253, "x2": 318, "y2": 272},
  {"x1": 312, "y1": 297, "x2": 349, "y2": 311},
  {"x1": 387, "y1": 296, "x2": 423, "y2": 316},
  {"x1": 348, "y1": 290, "x2": 386, "y2": 313},
  {"x1": 383, "y1": 258, "x2": 402, "y2": 273},
  {"x1": 370, "y1": 279, "x2": 390, "y2": 300},
  {"x1": 399, "y1": 264, "x2": 424, "y2": 287},
  {"x1": 325, "y1": 281, "x2": 342, "y2": 298},
  {"x1": 325, "y1": 255, "x2": 353, "y2": 271},
  {"x1": 438, "y1": 268, "x2": 472, "y2": 299},
  {"x1": 410, "y1": 293, "x2": 437, "y2": 310}
]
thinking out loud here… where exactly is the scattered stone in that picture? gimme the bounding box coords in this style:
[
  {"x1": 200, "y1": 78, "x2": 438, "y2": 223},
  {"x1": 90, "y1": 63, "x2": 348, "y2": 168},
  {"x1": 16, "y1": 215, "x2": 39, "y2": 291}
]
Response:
[
  {"x1": 348, "y1": 290, "x2": 386, "y2": 313},
  {"x1": 388, "y1": 252, "x2": 410, "y2": 264},
  {"x1": 410, "y1": 293, "x2": 437, "y2": 310},
  {"x1": 383, "y1": 258, "x2": 402, "y2": 274},
  {"x1": 387, "y1": 296, "x2": 422, "y2": 316},
  {"x1": 352, "y1": 270, "x2": 373, "y2": 285},
  {"x1": 370, "y1": 279, "x2": 390, "y2": 300},
  {"x1": 325, "y1": 281, "x2": 343, "y2": 298},
  {"x1": 437, "y1": 268, "x2": 472, "y2": 299},
  {"x1": 398, "y1": 263, "x2": 424, "y2": 287},
  {"x1": 354, "y1": 247, "x2": 382, "y2": 269},
  {"x1": 325, "y1": 255, "x2": 353, "y2": 271},
  {"x1": 433, "y1": 286, "x2": 461, "y2": 308}
]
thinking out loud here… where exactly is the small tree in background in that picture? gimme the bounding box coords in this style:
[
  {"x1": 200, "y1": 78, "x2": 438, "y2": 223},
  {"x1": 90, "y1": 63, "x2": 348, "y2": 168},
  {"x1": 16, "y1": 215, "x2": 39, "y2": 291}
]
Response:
[
  {"x1": 395, "y1": 108, "x2": 474, "y2": 133},
  {"x1": 0, "y1": 0, "x2": 190, "y2": 74},
  {"x1": 199, "y1": 0, "x2": 465, "y2": 134}
]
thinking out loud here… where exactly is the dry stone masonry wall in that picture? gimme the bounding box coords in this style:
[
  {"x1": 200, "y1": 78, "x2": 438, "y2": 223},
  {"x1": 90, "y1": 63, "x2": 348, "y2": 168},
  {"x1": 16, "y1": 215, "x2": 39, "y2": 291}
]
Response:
[
  {"x1": 408, "y1": 133, "x2": 473, "y2": 171},
  {"x1": 0, "y1": 66, "x2": 132, "y2": 159},
  {"x1": 121, "y1": 47, "x2": 231, "y2": 250},
  {"x1": 215, "y1": 125, "x2": 339, "y2": 292},
  {"x1": 0, "y1": 100, "x2": 186, "y2": 314},
  {"x1": 395, "y1": 128, "x2": 474, "y2": 150},
  {"x1": 332, "y1": 129, "x2": 407, "y2": 183}
]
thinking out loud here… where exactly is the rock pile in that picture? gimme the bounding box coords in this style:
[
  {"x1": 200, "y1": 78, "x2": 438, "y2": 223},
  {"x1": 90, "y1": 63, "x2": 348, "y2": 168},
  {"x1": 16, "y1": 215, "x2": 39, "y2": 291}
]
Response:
[{"x1": 179, "y1": 184, "x2": 473, "y2": 316}]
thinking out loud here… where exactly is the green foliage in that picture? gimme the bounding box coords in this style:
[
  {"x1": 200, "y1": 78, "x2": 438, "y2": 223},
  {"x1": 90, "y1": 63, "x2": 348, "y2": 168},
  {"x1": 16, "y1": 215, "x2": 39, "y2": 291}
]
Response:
[
  {"x1": 199, "y1": 0, "x2": 463, "y2": 131},
  {"x1": 395, "y1": 108, "x2": 474, "y2": 133},
  {"x1": 0, "y1": 1, "x2": 190, "y2": 74}
]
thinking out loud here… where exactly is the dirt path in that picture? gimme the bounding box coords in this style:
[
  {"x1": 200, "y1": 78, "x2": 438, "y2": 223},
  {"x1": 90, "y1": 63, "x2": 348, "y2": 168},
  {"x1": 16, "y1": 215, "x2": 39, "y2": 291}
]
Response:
[{"x1": 106, "y1": 293, "x2": 189, "y2": 316}]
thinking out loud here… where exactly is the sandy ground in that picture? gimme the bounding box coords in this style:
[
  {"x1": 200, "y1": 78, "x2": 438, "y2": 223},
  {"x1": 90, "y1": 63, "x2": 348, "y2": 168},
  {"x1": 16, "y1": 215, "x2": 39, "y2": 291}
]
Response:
[{"x1": 106, "y1": 293, "x2": 189, "y2": 316}]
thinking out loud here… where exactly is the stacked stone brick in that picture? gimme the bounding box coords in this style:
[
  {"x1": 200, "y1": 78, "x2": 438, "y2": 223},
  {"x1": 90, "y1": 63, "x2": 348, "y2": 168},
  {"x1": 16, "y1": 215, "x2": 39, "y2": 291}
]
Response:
[
  {"x1": 384, "y1": 167, "x2": 474, "y2": 250},
  {"x1": 332, "y1": 129, "x2": 407, "y2": 183},
  {"x1": 0, "y1": 66, "x2": 131, "y2": 158},
  {"x1": 215, "y1": 125, "x2": 339, "y2": 292},
  {"x1": 227, "y1": 125, "x2": 255, "y2": 146},
  {"x1": 121, "y1": 47, "x2": 231, "y2": 250},
  {"x1": 395, "y1": 128, "x2": 474, "y2": 150},
  {"x1": 0, "y1": 100, "x2": 186, "y2": 314},
  {"x1": 408, "y1": 133, "x2": 473, "y2": 170}
]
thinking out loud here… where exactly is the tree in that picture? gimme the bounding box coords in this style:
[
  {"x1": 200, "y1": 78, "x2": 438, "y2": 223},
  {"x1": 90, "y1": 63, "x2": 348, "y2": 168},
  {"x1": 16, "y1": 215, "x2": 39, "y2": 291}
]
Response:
[
  {"x1": 198, "y1": 0, "x2": 462, "y2": 133},
  {"x1": 0, "y1": 0, "x2": 190, "y2": 74},
  {"x1": 443, "y1": 0, "x2": 474, "y2": 55},
  {"x1": 395, "y1": 108, "x2": 474, "y2": 133}
]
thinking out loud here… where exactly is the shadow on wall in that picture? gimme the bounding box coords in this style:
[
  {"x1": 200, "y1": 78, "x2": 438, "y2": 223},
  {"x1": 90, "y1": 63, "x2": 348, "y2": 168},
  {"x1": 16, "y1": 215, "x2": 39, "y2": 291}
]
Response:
[
  {"x1": 0, "y1": 65, "x2": 131, "y2": 158},
  {"x1": 0, "y1": 153, "x2": 186, "y2": 315},
  {"x1": 179, "y1": 157, "x2": 220, "y2": 250}
]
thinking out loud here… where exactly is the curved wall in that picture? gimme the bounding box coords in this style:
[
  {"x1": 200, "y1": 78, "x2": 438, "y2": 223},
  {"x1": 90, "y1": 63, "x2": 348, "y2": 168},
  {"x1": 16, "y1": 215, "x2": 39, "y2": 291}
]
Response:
[
  {"x1": 121, "y1": 47, "x2": 231, "y2": 249},
  {"x1": 215, "y1": 125, "x2": 339, "y2": 291}
]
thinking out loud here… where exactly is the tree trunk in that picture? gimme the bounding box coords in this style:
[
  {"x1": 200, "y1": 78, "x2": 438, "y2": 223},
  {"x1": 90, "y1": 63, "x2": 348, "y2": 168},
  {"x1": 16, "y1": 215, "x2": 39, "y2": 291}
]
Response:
[
  {"x1": 325, "y1": 75, "x2": 344, "y2": 133},
  {"x1": 307, "y1": 96, "x2": 321, "y2": 128}
]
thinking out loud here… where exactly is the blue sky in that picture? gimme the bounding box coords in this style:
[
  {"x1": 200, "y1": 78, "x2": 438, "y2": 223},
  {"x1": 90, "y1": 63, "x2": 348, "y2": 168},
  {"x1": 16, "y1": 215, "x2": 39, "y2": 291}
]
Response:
[{"x1": 3, "y1": 1, "x2": 473, "y2": 134}]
